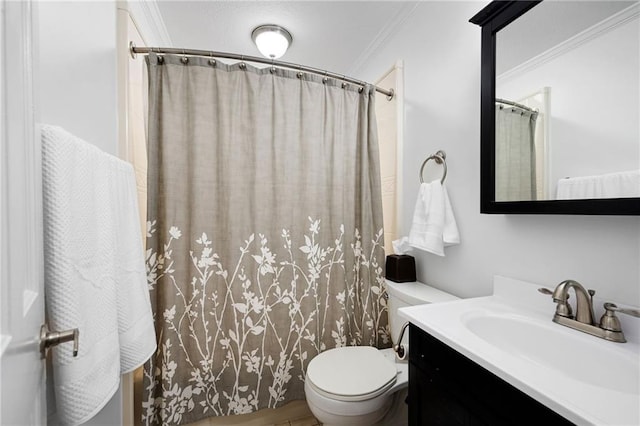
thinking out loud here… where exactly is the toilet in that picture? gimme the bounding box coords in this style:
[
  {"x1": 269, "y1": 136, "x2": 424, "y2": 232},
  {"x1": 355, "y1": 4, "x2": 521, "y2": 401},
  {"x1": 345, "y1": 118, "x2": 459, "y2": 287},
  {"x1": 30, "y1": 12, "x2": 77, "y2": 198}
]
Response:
[{"x1": 304, "y1": 279, "x2": 459, "y2": 425}]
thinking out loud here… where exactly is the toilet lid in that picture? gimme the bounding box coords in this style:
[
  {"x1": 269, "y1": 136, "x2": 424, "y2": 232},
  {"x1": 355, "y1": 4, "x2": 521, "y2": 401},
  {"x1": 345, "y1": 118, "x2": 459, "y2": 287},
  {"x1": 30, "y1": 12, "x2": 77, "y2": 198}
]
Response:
[{"x1": 306, "y1": 346, "x2": 397, "y2": 402}]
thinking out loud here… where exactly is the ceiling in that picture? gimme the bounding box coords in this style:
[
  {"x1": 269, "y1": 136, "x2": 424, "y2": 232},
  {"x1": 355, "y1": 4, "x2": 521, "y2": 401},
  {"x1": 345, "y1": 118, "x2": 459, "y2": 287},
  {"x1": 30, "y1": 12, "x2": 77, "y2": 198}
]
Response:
[{"x1": 155, "y1": 1, "x2": 419, "y2": 78}]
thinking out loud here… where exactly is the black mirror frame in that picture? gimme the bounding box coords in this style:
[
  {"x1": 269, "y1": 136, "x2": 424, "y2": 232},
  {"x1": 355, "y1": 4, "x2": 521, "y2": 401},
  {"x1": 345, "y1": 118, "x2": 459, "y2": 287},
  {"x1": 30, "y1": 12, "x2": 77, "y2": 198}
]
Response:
[{"x1": 470, "y1": 1, "x2": 640, "y2": 215}]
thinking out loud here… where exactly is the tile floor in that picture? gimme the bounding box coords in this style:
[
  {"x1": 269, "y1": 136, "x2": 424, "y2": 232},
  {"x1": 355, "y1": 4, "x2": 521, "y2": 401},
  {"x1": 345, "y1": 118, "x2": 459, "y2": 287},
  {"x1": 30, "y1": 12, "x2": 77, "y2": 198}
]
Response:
[{"x1": 186, "y1": 400, "x2": 321, "y2": 426}]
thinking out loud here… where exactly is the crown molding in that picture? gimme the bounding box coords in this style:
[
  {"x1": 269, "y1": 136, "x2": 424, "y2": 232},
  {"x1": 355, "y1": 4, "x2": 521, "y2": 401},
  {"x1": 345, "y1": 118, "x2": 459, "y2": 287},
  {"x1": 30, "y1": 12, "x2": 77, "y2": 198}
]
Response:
[
  {"x1": 498, "y1": 2, "x2": 639, "y2": 84},
  {"x1": 122, "y1": 0, "x2": 172, "y2": 47},
  {"x1": 348, "y1": 2, "x2": 420, "y2": 77}
]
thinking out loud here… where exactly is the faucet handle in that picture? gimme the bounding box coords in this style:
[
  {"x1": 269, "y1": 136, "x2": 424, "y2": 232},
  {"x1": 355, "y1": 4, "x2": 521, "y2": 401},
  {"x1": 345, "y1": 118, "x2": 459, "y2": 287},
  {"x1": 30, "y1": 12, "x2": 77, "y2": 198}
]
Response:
[
  {"x1": 599, "y1": 303, "x2": 640, "y2": 332},
  {"x1": 539, "y1": 287, "x2": 574, "y2": 318},
  {"x1": 604, "y1": 303, "x2": 640, "y2": 318},
  {"x1": 538, "y1": 287, "x2": 570, "y2": 300}
]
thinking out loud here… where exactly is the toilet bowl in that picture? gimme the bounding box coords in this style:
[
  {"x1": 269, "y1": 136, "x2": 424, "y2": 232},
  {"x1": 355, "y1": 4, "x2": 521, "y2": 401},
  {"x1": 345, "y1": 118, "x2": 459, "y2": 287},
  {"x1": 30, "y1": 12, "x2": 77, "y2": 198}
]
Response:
[
  {"x1": 305, "y1": 346, "x2": 405, "y2": 425},
  {"x1": 304, "y1": 279, "x2": 458, "y2": 425}
]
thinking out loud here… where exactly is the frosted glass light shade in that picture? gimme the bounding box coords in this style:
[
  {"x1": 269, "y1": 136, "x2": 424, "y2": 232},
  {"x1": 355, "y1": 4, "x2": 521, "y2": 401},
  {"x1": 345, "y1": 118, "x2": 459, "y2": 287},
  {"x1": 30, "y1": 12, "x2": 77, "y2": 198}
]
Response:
[{"x1": 251, "y1": 25, "x2": 292, "y2": 59}]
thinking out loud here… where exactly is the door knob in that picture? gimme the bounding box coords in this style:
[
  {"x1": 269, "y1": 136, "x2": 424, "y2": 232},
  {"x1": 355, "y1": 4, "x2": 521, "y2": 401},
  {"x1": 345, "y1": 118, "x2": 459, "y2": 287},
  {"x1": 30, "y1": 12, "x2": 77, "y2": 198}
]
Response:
[{"x1": 40, "y1": 324, "x2": 79, "y2": 359}]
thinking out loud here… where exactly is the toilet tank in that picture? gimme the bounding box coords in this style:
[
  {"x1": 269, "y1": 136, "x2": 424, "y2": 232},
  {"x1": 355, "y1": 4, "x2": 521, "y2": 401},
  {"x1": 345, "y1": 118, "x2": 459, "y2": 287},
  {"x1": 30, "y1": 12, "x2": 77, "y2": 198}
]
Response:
[{"x1": 385, "y1": 279, "x2": 459, "y2": 346}]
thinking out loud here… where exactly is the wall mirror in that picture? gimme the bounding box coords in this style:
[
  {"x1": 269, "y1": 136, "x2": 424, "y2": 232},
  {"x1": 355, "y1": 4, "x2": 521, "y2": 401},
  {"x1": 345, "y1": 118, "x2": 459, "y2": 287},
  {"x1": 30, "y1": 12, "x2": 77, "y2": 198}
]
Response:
[{"x1": 471, "y1": 1, "x2": 640, "y2": 215}]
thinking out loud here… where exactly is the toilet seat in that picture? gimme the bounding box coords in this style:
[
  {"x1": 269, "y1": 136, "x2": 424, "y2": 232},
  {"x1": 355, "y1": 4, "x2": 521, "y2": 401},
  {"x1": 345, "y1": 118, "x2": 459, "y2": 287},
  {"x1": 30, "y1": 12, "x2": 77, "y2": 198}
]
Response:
[{"x1": 306, "y1": 346, "x2": 397, "y2": 402}]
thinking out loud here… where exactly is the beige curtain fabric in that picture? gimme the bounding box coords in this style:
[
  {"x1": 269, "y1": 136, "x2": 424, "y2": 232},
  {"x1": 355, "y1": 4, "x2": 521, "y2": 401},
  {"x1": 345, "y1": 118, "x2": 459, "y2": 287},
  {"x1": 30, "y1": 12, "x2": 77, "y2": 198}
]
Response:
[
  {"x1": 495, "y1": 105, "x2": 538, "y2": 201},
  {"x1": 142, "y1": 54, "x2": 389, "y2": 425}
]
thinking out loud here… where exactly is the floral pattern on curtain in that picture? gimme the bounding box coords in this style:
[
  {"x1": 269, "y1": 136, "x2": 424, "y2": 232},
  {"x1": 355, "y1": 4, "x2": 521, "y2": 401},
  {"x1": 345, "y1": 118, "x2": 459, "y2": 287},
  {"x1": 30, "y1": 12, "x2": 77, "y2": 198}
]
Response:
[{"x1": 141, "y1": 53, "x2": 389, "y2": 425}]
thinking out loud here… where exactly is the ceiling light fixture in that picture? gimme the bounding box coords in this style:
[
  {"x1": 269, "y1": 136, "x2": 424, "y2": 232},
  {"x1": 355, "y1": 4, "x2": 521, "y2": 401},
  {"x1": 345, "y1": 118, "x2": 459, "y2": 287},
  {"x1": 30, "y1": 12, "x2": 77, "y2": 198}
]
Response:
[{"x1": 251, "y1": 24, "x2": 292, "y2": 60}]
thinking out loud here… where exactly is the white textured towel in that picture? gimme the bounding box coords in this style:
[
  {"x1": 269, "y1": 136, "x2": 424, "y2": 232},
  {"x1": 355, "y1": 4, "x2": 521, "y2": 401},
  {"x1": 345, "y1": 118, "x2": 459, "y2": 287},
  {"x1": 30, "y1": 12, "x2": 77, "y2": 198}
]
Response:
[
  {"x1": 394, "y1": 180, "x2": 460, "y2": 257},
  {"x1": 42, "y1": 125, "x2": 156, "y2": 425},
  {"x1": 556, "y1": 170, "x2": 640, "y2": 199}
]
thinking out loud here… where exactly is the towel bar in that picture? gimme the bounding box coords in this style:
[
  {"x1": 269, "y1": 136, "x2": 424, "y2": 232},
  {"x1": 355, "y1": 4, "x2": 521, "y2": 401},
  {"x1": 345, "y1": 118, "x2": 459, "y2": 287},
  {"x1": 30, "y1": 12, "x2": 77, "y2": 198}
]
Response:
[{"x1": 419, "y1": 150, "x2": 447, "y2": 184}]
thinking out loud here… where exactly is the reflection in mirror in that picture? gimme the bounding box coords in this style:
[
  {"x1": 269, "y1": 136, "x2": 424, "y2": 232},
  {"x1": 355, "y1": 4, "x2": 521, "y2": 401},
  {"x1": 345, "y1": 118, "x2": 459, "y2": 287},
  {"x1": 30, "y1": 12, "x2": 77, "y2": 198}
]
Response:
[
  {"x1": 495, "y1": 1, "x2": 639, "y2": 201},
  {"x1": 495, "y1": 99, "x2": 539, "y2": 201}
]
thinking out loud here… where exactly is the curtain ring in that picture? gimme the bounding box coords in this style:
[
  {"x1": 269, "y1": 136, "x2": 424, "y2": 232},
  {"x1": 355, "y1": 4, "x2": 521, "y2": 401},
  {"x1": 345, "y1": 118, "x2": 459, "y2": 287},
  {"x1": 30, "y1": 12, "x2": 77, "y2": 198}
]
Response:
[
  {"x1": 270, "y1": 59, "x2": 276, "y2": 74},
  {"x1": 322, "y1": 71, "x2": 328, "y2": 84},
  {"x1": 153, "y1": 48, "x2": 165, "y2": 65}
]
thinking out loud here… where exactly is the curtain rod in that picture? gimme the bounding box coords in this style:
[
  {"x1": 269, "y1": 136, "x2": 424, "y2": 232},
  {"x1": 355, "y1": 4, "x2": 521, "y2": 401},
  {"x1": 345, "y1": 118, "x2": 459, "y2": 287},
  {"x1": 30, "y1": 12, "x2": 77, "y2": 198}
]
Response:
[
  {"x1": 496, "y1": 98, "x2": 535, "y2": 112},
  {"x1": 129, "y1": 42, "x2": 394, "y2": 100}
]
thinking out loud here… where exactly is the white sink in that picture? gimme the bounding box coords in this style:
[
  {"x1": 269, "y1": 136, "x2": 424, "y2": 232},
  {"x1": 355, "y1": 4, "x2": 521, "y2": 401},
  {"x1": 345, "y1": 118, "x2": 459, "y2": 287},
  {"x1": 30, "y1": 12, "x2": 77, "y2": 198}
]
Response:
[
  {"x1": 462, "y1": 312, "x2": 640, "y2": 395},
  {"x1": 399, "y1": 276, "x2": 640, "y2": 426}
]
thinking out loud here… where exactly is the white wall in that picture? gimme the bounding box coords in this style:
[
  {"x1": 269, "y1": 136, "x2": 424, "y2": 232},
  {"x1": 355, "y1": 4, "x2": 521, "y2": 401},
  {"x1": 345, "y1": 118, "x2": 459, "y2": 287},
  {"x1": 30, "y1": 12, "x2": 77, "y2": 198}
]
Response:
[
  {"x1": 38, "y1": 1, "x2": 118, "y2": 154},
  {"x1": 37, "y1": 1, "x2": 122, "y2": 424},
  {"x1": 359, "y1": 1, "x2": 640, "y2": 305}
]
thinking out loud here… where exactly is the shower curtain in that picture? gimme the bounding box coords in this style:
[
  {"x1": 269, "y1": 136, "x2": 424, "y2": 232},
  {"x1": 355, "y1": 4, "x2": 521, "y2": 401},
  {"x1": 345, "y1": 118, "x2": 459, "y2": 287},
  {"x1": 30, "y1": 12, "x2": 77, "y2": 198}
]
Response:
[
  {"x1": 495, "y1": 104, "x2": 538, "y2": 201},
  {"x1": 142, "y1": 53, "x2": 389, "y2": 425}
]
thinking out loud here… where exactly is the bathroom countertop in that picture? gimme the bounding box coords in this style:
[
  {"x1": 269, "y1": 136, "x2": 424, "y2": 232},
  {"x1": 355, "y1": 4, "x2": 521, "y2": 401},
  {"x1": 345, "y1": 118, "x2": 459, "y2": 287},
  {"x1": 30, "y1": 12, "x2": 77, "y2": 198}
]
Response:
[{"x1": 399, "y1": 276, "x2": 640, "y2": 426}]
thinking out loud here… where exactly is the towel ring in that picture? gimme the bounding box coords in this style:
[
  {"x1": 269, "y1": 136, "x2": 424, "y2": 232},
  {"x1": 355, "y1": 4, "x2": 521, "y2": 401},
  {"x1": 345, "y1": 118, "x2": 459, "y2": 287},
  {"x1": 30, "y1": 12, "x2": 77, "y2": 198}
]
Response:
[{"x1": 419, "y1": 150, "x2": 447, "y2": 184}]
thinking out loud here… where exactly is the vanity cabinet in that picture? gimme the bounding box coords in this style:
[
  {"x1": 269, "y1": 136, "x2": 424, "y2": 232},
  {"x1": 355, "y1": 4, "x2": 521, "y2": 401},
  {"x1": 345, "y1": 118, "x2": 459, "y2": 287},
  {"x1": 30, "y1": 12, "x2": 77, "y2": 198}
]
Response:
[{"x1": 408, "y1": 324, "x2": 574, "y2": 425}]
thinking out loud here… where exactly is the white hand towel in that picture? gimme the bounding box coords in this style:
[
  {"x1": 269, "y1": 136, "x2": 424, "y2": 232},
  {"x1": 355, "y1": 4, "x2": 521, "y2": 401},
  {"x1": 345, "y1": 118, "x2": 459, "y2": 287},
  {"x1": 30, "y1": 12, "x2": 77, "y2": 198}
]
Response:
[
  {"x1": 556, "y1": 170, "x2": 640, "y2": 199},
  {"x1": 406, "y1": 180, "x2": 460, "y2": 256},
  {"x1": 42, "y1": 125, "x2": 156, "y2": 425}
]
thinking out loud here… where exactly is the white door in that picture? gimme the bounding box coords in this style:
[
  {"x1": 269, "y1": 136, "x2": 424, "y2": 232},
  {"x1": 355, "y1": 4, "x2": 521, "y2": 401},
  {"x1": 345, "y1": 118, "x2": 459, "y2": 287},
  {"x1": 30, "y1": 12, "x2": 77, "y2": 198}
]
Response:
[{"x1": 0, "y1": 0, "x2": 47, "y2": 423}]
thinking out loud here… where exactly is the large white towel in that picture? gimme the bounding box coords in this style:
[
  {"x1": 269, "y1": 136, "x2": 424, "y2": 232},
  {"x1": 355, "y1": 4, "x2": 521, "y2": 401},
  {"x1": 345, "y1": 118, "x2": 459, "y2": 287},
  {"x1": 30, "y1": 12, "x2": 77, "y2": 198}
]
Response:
[
  {"x1": 394, "y1": 180, "x2": 460, "y2": 257},
  {"x1": 42, "y1": 125, "x2": 156, "y2": 425},
  {"x1": 556, "y1": 170, "x2": 640, "y2": 199}
]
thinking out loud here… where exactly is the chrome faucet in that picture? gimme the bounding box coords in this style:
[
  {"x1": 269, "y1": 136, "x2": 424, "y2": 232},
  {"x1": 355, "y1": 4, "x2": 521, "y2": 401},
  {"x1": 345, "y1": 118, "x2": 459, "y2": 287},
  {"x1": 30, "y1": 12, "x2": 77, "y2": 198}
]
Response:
[{"x1": 539, "y1": 280, "x2": 640, "y2": 343}]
